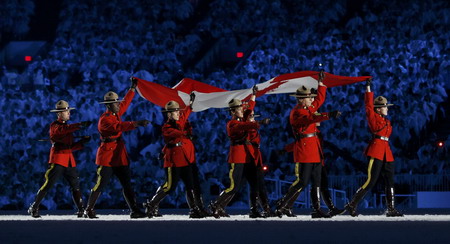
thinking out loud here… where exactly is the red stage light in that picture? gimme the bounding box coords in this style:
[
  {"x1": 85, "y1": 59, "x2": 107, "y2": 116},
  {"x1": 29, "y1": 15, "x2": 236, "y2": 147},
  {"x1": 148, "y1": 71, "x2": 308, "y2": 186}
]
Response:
[
  {"x1": 25, "y1": 56, "x2": 32, "y2": 62},
  {"x1": 437, "y1": 141, "x2": 444, "y2": 148},
  {"x1": 236, "y1": 52, "x2": 244, "y2": 58},
  {"x1": 262, "y1": 166, "x2": 268, "y2": 171}
]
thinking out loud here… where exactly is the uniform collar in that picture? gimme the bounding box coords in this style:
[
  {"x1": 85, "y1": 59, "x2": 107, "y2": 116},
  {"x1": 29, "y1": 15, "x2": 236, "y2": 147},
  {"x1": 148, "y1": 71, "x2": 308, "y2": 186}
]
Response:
[
  {"x1": 105, "y1": 110, "x2": 116, "y2": 116},
  {"x1": 57, "y1": 118, "x2": 67, "y2": 123},
  {"x1": 297, "y1": 104, "x2": 314, "y2": 110}
]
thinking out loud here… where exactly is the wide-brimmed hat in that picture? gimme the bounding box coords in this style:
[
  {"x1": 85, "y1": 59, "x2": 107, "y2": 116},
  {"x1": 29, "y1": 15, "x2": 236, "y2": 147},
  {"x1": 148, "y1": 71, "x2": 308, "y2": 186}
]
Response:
[
  {"x1": 163, "y1": 100, "x2": 183, "y2": 112},
  {"x1": 228, "y1": 98, "x2": 243, "y2": 110},
  {"x1": 374, "y1": 96, "x2": 394, "y2": 107},
  {"x1": 99, "y1": 91, "x2": 123, "y2": 104},
  {"x1": 50, "y1": 100, "x2": 76, "y2": 112},
  {"x1": 289, "y1": 86, "x2": 318, "y2": 98}
]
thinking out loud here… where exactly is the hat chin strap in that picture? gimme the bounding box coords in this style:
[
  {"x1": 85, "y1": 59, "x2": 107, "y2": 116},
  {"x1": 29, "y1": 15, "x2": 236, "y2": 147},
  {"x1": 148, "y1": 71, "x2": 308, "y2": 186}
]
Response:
[
  {"x1": 298, "y1": 98, "x2": 310, "y2": 107},
  {"x1": 57, "y1": 113, "x2": 69, "y2": 122},
  {"x1": 106, "y1": 104, "x2": 119, "y2": 113},
  {"x1": 375, "y1": 108, "x2": 387, "y2": 117}
]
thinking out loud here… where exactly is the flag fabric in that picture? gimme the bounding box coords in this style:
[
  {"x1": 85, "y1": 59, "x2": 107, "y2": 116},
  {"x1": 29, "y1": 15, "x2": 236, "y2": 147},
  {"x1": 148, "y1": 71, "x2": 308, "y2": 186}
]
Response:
[
  {"x1": 135, "y1": 77, "x2": 184, "y2": 108},
  {"x1": 135, "y1": 71, "x2": 371, "y2": 112},
  {"x1": 173, "y1": 78, "x2": 227, "y2": 93}
]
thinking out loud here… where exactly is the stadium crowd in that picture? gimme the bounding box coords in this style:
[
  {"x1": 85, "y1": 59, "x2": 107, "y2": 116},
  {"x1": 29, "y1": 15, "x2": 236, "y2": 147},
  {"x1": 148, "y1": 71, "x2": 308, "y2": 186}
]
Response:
[{"x1": 1, "y1": 0, "x2": 449, "y2": 210}]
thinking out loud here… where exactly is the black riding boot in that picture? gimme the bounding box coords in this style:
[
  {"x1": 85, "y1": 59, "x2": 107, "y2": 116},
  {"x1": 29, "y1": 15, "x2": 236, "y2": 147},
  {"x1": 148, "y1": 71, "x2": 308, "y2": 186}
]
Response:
[
  {"x1": 385, "y1": 187, "x2": 404, "y2": 217},
  {"x1": 320, "y1": 186, "x2": 345, "y2": 217},
  {"x1": 72, "y1": 190, "x2": 84, "y2": 218},
  {"x1": 123, "y1": 189, "x2": 146, "y2": 218},
  {"x1": 311, "y1": 187, "x2": 331, "y2": 218},
  {"x1": 275, "y1": 187, "x2": 300, "y2": 217},
  {"x1": 345, "y1": 188, "x2": 367, "y2": 217},
  {"x1": 209, "y1": 191, "x2": 233, "y2": 218},
  {"x1": 193, "y1": 189, "x2": 212, "y2": 217},
  {"x1": 84, "y1": 190, "x2": 101, "y2": 218},
  {"x1": 249, "y1": 192, "x2": 264, "y2": 218},
  {"x1": 144, "y1": 186, "x2": 168, "y2": 218},
  {"x1": 186, "y1": 190, "x2": 204, "y2": 218},
  {"x1": 28, "y1": 190, "x2": 47, "y2": 218},
  {"x1": 284, "y1": 190, "x2": 301, "y2": 217},
  {"x1": 152, "y1": 206, "x2": 163, "y2": 217},
  {"x1": 259, "y1": 190, "x2": 275, "y2": 217}
]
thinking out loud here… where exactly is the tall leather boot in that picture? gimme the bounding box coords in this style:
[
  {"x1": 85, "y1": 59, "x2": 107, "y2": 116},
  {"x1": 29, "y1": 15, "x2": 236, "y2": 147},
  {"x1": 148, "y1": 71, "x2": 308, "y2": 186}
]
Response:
[
  {"x1": 72, "y1": 190, "x2": 85, "y2": 218},
  {"x1": 311, "y1": 187, "x2": 331, "y2": 218},
  {"x1": 123, "y1": 188, "x2": 146, "y2": 219},
  {"x1": 385, "y1": 187, "x2": 404, "y2": 217},
  {"x1": 284, "y1": 190, "x2": 301, "y2": 217},
  {"x1": 192, "y1": 189, "x2": 211, "y2": 217},
  {"x1": 320, "y1": 186, "x2": 345, "y2": 217},
  {"x1": 259, "y1": 190, "x2": 275, "y2": 217},
  {"x1": 275, "y1": 187, "x2": 301, "y2": 217},
  {"x1": 219, "y1": 191, "x2": 236, "y2": 217},
  {"x1": 209, "y1": 191, "x2": 233, "y2": 219},
  {"x1": 186, "y1": 189, "x2": 204, "y2": 218},
  {"x1": 144, "y1": 186, "x2": 168, "y2": 218},
  {"x1": 344, "y1": 188, "x2": 367, "y2": 217},
  {"x1": 152, "y1": 206, "x2": 163, "y2": 217},
  {"x1": 249, "y1": 192, "x2": 264, "y2": 218},
  {"x1": 28, "y1": 190, "x2": 47, "y2": 218},
  {"x1": 84, "y1": 190, "x2": 101, "y2": 218}
]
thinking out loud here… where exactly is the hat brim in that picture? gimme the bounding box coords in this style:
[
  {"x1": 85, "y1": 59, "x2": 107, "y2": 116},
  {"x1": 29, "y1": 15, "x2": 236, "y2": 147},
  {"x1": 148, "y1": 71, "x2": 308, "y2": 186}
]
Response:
[
  {"x1": 162, "y1": 108, "x2": 184, "y2": 112},
  {"x1": 289, "y1": 94, "x2": 318, "y2": 98},
  {"x1": 374, "y1": 104, "x2": 394, "y2": 107},
  {"x1": 50, "y1": 107, "x2": 75, "y2": 112},
  {"x1": 226, "y1": 104, "x2": 243, "y2": 110},
  {"x1": 99, "y1": 100, "x2": 124, "y2": 104}
]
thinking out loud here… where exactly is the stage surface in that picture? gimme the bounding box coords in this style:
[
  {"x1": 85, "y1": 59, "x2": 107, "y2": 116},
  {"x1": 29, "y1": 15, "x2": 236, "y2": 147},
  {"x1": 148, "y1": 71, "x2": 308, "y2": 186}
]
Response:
[{"x1": 1, "y1": 209, "x2": 449, "y2": 243}]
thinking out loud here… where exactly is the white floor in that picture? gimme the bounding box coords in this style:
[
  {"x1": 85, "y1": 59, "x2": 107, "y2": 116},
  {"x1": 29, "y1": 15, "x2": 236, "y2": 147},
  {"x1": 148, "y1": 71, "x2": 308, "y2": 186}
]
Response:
[{"x1": 2, "y1": 213, "x2": 450, "y2": 221}]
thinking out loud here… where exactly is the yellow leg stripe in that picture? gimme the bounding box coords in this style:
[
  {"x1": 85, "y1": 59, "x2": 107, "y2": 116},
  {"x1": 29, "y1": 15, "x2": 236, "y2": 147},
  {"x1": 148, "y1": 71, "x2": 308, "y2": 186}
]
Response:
[
  {"x1": 92, "y1": 166, "x2": 103, "y2": 192},
  {"x1": 224, "y1": 164, "x2": 236, "y2": 193},
  {"x1": 292, "y1": 163, "x2": 300, "y2": 187},
  {"x1": 362, "y1": 157, "x2": 375, "y2": 189},
  {"x1": 162, "y1": 167, "x2": 172, "y2": 193},
  {"x1": 39, "y1": 163, "x2": 55, "y2": 191}
]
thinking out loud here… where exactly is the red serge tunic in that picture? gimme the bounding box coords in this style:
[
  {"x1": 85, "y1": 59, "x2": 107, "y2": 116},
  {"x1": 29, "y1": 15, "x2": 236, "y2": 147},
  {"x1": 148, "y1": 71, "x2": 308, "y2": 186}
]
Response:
[
  {"x1": 245, "y1": 100, "x2": 263, "y2": 166},
  {"x1": 48, "y1": 119, "x2": 83, "y2": 167},
  {"x1": 162, "y1": 106, "x2": 196, "y2": 168},
  {"x1": 364, "y1": 92, "x2": 394, "y2": 162},
  {"x1": 96, "y1": 89, "x2": 137, "y2": 167},
  {"x1": 283, "y1": 128, "x2": 326, "y2": 165},
  {"x1": 289, "y1": 85, "x2": 330, "y2": 163},
  {"x1": 227, "y1": 101, "x2": 259, "y2": 164}
]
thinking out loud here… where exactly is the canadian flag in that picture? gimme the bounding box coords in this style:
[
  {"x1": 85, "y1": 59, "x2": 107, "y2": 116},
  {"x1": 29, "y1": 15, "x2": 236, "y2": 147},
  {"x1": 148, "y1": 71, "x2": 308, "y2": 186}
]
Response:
[{"x1": 135, "y1": 71, "x2": 370, "y2": 112}]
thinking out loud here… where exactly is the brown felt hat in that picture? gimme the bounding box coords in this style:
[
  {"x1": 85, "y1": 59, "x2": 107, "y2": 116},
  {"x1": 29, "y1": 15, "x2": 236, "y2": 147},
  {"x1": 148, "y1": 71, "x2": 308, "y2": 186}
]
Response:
[
  {"x1": 50, "y1": 100, "x2": 76, "y2": 112},
  {"x1": 289, "y1": 86, "x2": 318, "y2": 98},
  {"x1": 163, "y1": 100, "x2": 183, "y2": 112},
  {"x1": 99, "y1": 91, "x2": 124, "y2": 104},
  {"x1": 228, "y1": 98, "x2": 243, "y2": 110},
  {"x1": 374, "y1": 96, "x2": 394, "y2": 107}
]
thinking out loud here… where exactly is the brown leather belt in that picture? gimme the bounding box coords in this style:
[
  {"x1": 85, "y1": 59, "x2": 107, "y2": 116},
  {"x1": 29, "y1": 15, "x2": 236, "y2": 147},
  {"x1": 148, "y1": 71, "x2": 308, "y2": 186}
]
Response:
[
  {"x1": 374, "y1": 135, "x2": 389, "y2": 141},
  {"x1": 101, "y1": 137, "x2": 122, "y2": 143},
  {"x1": 231, "y1": 140, "x2": 251, "y2": 146},
  {"x1": 251, "y1": 142, "x2": 260, "y2": 149},
  {"x1": 52, "y1": 142, "x2": 72, "y2": 149},
  {"x1": 166, "y1": 142, "x2": 182, "y2": 148},
  {"x1": 296, "y1": 132, "x2": 317, "y2": 139}
]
